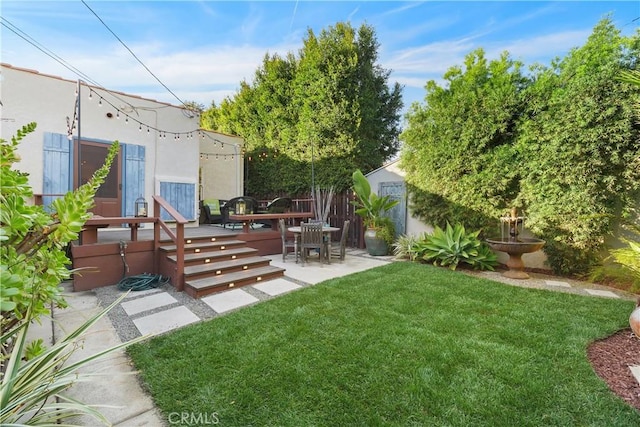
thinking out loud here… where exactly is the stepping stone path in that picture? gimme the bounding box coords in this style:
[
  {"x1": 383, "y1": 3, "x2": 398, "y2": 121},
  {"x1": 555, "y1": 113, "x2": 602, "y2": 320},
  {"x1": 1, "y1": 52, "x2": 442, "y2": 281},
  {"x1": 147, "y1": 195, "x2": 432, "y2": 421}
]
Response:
[
  {"x1": 202, "y1": 289, "x2": 260, "y2": 313},
  {"x1": 585, "y1": 289, "x2": 620, "y2": 298}
]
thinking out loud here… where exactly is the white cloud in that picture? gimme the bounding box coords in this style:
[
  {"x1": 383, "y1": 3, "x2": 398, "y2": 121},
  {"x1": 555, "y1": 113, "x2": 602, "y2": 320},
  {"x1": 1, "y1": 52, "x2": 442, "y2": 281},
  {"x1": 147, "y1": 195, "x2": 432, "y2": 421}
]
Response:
[{"x1": 489, "y1": 30, "x2": 591, "y2": 63}]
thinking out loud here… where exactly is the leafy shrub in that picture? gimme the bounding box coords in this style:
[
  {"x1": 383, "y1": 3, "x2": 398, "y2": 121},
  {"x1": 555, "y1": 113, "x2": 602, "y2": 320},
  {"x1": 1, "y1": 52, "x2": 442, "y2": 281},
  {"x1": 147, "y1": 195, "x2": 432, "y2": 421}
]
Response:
[
  {"x1": 393, "y1": 234, "x2": 423, "y2": 261},
  {"x1": 401, "y1": 19, "x2": 640, "y2": 276},
  {"x1": 418, "y1": 223, "x2": 497, "y2": 271},
  {"x1": 0, "y1": 123, "x2": 137, "y2": 425}
]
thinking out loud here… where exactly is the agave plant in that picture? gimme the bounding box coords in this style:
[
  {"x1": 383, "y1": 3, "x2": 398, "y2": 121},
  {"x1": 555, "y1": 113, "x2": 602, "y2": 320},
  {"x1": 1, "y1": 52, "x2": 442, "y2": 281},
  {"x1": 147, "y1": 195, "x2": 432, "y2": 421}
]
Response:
[{"x1": 421, "y1": 222, "x2": 497, "y2": 271}]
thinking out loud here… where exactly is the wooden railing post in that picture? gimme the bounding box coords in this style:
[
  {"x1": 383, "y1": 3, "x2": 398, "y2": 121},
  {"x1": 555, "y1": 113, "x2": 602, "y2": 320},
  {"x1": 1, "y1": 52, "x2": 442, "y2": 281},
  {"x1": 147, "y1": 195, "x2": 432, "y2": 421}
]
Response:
[{"x1": 153, "y1": 195, "x2": 188, "y2": 292}]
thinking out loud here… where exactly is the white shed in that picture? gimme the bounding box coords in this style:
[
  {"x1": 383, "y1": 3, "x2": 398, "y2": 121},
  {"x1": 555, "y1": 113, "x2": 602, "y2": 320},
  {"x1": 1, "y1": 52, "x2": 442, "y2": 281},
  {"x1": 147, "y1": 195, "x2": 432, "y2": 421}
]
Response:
[{"x1": 365, "y1": 159, "x2": 433, "y2": 238}]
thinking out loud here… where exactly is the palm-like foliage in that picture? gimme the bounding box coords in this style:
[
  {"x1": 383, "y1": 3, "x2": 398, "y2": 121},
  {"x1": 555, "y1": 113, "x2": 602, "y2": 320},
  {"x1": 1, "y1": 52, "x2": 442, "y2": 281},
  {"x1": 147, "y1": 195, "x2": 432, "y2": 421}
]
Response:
[
  {"x1": 0, "y1": 294, "x2": 146, "y2": 426},
  {"x1": 351, "y1": 169, "x2": 399, "y2": 229}
]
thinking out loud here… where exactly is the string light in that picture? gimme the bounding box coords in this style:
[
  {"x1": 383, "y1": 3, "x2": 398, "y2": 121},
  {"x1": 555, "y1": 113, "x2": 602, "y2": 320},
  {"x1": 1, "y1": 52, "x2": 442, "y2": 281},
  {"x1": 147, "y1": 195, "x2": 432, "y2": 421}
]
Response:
[
  {"x1": 199, "y1": 152, "x2": 239, "y2": 161},
  {"x1": 84, "y1": 86, "x2": 246, "y2": 145}
]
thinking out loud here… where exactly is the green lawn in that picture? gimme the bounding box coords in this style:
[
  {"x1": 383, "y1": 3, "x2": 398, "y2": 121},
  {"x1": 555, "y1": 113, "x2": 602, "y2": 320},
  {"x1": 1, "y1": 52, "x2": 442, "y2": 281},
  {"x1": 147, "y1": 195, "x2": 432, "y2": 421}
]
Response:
[{"x1": 128, "y1": 262, "x2": 639, "y2": 426}]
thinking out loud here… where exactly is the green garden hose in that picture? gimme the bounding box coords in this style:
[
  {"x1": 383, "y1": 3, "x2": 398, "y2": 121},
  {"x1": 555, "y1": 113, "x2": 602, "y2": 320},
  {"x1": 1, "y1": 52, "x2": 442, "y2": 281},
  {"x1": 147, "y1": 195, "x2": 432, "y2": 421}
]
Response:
[
  {"x1": 117, "y1": 273, "x2": 170, "y2": 291},
  {"x1": 117, "y1": 240, "x2": 170, "y2": 291}
]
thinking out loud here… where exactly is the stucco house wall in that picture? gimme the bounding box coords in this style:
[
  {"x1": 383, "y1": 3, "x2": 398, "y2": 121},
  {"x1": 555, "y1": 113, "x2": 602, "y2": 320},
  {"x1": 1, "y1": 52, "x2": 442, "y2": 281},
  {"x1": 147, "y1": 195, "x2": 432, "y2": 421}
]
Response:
[
  {"x1": 199, "y1": 131, "x2": 244, "y2": 201},
  {"x1": 1, "y1": 63, "x2": 229, "y2": 224}
]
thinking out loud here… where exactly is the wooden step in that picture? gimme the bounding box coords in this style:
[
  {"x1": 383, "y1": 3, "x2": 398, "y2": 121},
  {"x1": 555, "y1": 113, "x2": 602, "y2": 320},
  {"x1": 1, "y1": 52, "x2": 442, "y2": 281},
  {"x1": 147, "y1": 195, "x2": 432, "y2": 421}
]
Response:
[
  {"x1": 160, "y1": 234, "x2": 239, "y2": 246},
  {"x1": 165, "y1": 247, "x2": 259, "y2": 264},
  {"x1": 159, "y1": 239, "x2": 247, "y2": 254},
  {"x1": 185, "y1": 265, "x2": 285, "y2": 298},
  {"x1": 183, "y1": 256, "x2": 272, "y2": 279}
]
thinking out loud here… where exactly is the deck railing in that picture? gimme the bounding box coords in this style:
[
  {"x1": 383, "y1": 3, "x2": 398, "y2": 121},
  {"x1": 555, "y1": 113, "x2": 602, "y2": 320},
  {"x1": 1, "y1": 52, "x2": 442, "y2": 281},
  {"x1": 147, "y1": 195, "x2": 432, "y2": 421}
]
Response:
[{"x1": 153, "y1": 195, "x2": 188, "y2": 291}]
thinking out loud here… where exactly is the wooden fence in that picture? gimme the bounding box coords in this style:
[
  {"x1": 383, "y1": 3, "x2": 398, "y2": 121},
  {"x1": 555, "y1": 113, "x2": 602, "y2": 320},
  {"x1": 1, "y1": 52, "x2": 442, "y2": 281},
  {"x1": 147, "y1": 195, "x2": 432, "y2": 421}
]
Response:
[{"x1": 256, "y1": 191, "x2": 365, "y2": 249}]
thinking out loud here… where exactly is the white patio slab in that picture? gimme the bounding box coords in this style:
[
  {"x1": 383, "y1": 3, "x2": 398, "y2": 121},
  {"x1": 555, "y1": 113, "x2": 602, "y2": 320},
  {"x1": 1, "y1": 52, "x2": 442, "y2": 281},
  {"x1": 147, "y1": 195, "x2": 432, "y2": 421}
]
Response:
[
  {"x1": 630, "y1": 365, "x2": 640, "y2": 386},
  {"x1": 202, "y1": 289, "x2": 260, "y2": 313},
  {"x1": 122, "y1": 288, "x2": 164, "y2": 300},
  {"x1": 267, "y1": 253, "x2": 390, "y2": 285},
  {"x1": 253, "y1": 278, "x2": 302, "y2": 296},
  {"x1": 133, "y1": 306, "x2": 200, "y2": 336},
  {"x1": 584, "y1": 289, "x2": 620, "y2": 298},
  {"x1": 545, "y1": 280, "x2": 571, "y2": 288},
  {"x1": 121, "y1": 292, "x2": 178, "y2": 316}
]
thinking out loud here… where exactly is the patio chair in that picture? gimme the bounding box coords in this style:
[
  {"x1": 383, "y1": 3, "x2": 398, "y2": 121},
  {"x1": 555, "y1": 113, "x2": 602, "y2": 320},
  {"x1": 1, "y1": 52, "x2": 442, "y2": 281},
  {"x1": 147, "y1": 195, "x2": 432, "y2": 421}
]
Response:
[
  {"x1": 279, "y1": 218, "x2": 298, "y2": 262},
  {"x1": 256, "y1": 196, "x2": 294, "y2": 228},
  {"x1": 199, "y1": 199, "x2": 225, "y2": 225},
  {"x1": 299, "y1": 222, "x2": 325, "y2": 266},
  {"x1": 220, "y1": 196, "x2": 259, "y2": 229},
  {"x1": 328, "y1": 220, "x2": 350, "y2": 262},
  {"x1": 266, "y1": 197, "x2": 292, "y2": 214}
]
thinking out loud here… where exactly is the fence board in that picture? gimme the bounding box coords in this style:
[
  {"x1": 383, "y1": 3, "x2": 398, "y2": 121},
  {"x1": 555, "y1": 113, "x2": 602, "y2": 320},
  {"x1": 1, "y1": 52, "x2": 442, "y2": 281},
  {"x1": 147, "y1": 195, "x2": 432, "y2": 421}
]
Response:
[{"x1": 256, "y1": 191, "x2": 365, "y2": 249}]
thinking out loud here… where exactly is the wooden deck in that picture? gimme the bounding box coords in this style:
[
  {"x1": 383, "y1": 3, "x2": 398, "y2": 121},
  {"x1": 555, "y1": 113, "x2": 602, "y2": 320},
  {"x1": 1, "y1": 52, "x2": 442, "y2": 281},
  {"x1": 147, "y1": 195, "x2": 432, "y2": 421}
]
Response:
[{"x1": 70, "y1": 223, "x2": 287, "y2": 294}]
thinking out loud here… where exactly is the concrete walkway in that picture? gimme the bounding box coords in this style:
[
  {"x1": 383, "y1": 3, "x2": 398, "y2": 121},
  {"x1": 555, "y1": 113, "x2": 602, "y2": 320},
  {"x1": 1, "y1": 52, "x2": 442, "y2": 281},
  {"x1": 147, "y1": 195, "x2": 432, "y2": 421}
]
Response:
[{"x1": 34, "y1": 249, "x2": 638, "y2": 426}]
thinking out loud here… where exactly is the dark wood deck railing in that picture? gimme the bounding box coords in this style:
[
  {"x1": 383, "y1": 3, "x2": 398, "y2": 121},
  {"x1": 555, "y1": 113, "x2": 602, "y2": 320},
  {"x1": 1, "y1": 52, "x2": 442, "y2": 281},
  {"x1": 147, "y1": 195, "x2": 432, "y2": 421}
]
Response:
[{"x1": 153, "y1": 195, "x2": 188, "y2": 291}]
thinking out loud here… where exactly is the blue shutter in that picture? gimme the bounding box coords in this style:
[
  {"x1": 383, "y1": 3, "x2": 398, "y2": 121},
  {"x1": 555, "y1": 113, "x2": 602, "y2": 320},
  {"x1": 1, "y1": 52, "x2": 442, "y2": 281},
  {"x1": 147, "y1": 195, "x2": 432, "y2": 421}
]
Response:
[
  {"x1": 42, "y1": 133, "x2": 72, "y2": 211},
  {"x1": 159, "y1": 182, "x2": 195, "y2": 221},
  {"x1": 122, "y1": 144, "x2": 145, "y2": 216}
]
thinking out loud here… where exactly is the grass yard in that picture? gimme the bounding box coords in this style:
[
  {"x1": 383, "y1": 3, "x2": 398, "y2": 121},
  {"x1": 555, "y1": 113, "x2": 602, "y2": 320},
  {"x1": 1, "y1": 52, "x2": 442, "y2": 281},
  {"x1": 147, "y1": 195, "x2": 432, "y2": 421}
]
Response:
[{"x1": 128, "y1": 262, "x2": 640, "y2": 426}]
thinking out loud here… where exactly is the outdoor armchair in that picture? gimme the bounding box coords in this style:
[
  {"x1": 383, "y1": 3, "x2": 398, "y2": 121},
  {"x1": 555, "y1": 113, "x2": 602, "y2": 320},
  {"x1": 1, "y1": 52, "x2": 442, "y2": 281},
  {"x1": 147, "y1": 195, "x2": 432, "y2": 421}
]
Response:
[
  {"x1": 199, "y1": 199, "x2": 225, "y2": 225},
  {"x1": 266, "y1": 197, "x2": 292, "y2": 214}
]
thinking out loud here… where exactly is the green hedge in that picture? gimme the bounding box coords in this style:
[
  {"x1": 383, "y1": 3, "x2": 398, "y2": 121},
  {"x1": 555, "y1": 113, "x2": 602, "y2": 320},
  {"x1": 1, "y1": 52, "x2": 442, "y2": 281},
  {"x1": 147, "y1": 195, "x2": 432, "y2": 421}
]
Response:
[{"x1": 401, "y1": 18, "x2": 640, "y2": 275}]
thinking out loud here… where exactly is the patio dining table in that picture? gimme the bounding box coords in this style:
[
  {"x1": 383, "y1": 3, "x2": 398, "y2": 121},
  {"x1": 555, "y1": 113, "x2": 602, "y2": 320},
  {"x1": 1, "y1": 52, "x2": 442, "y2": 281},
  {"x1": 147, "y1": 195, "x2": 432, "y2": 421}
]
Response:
[{"x1": 288, "y1": 225, "x2": 340, "y2": 264}]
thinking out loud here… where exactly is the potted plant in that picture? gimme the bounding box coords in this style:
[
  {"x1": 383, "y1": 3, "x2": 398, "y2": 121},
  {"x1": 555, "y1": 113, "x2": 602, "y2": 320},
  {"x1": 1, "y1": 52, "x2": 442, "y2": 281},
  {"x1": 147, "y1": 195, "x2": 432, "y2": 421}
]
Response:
[{"x1": 351, "y1": 169, "x2": 399, "y2": 255}]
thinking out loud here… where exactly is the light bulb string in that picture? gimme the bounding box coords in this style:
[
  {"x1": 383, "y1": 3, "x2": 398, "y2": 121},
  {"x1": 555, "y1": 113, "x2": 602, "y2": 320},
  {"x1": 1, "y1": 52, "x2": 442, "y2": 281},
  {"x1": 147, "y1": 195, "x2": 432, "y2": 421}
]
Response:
[{"x1": 85, "y1": 86, "x2": 241, "y2": 147}]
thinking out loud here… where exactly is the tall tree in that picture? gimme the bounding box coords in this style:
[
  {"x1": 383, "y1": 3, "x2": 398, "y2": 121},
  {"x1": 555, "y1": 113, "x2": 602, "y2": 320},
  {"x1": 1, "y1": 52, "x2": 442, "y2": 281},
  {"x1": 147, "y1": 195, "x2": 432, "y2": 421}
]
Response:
[{"x1": 204, "y1": 22, "x2": 403, "y2": 194}]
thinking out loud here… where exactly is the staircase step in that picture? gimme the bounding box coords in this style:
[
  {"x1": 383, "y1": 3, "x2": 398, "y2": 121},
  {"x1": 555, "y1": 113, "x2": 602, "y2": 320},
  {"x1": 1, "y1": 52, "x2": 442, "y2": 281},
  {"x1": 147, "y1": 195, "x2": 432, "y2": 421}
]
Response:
[
  {"x1": 160, "y1": 233, "x2": 239, "y2": 246},
  {"x1": 185, "y1": 266, "x2": 285, "y2": 298},
  {"x1": 160, "y1": 239, "x2": 246, "y2": 254},
  {"x1": 183, "y1": 256, "x2": 271, "y2": 278},
  {"x1": 166, "y1": 247, "x2": 259, "y2": 264}
]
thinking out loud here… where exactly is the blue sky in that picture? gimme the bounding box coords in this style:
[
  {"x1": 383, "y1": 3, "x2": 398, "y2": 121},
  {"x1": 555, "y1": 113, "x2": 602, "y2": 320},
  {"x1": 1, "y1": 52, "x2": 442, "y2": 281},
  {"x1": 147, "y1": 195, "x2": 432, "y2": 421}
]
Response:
[{"x1": 2, "y1": 1, "x2": 638, "y2": 118}]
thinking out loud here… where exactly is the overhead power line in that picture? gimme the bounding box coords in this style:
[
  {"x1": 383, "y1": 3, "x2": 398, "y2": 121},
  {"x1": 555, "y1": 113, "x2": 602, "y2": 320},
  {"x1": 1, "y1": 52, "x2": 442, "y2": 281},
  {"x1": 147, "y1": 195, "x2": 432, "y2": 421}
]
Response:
[
  {"x1": 81, "y1": 0, "x2": 189, "y2": 109},
  {"x1": 0, "y1": 16, "x2": 141, "y2": 112},
  {"x1": 0, "y1": 17, "x2": 101, "y2": 88}
]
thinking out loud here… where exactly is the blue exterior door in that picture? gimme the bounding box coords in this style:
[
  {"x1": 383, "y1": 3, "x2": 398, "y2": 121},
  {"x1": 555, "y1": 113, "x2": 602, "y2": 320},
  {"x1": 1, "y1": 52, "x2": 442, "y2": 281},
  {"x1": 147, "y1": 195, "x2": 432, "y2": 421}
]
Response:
[{"x1": 379, "y1": 181, "x2": 406, "y2": 237}]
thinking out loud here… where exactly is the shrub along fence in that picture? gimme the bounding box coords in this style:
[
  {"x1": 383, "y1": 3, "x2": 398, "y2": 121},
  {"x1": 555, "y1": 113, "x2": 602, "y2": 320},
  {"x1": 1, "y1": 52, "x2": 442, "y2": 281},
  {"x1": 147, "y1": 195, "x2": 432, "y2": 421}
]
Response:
[{"x1": 256, "y1": 191, "x2": 366, "y2": 249}]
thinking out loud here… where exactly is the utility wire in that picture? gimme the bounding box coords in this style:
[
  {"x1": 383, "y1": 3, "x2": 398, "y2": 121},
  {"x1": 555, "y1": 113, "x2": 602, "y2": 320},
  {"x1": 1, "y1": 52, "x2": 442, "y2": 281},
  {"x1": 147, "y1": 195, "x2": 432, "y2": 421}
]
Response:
[
  {"x1": 81, "y1": 0, "x2": 188, "y2": 109},
  {"x1": 1, "y1": 17, "x2": 100, "y2": 88},
  {"x1": 1, "y1": 16, "x2": 139, "y2": 112}
]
